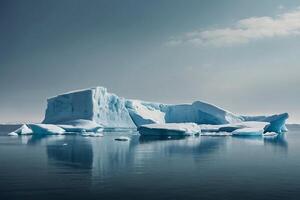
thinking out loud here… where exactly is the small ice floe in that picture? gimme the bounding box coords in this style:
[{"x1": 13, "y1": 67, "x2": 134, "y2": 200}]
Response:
[
  {"x1": 8, "y1": 132, "x2": 18, "y2": 136},
  {"x1": 263, "y1": 132, "x2": 278, "y2": 137},
  {"x1": 138, "y1": 123, "x2": 200, "y2": 136},
  {"x1": 114, "y1": 136, "x2": 130, "y2": 141},
  {"x1": 90, "y1": 133, "x2": 104, "y2": 137},
  {"x1": 81, "y1": 132, "x2": 90, "y2": 137},
  {"x1": 29, "y1": 124, "x2": 66, "y2": 135},
  {"x1": 200, "y1": 132, "x2": 232, "y2": 136},
  {"x1": 81, "y1": 132, "x2": 104, "y2": 137}
]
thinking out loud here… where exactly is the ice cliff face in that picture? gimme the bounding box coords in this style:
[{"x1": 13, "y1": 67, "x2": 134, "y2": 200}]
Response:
[
  {"x1": 43, "y1": 86, "x2": 289, "y2": 134},
  {"x1": 43, "y1": 87, "x2": 135, "y2": 128}
]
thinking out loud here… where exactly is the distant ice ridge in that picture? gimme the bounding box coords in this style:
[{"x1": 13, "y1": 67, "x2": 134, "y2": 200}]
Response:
[{"x1": 40, "y1": 86, "x2": 289, "y2": 136}]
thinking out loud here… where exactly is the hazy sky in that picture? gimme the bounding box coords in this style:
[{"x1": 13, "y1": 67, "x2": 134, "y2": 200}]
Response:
[{"x1": 1, "y1": 0, "x2": 300, "y2": 123}]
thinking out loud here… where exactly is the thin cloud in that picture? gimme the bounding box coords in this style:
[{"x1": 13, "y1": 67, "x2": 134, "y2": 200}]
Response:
[{"x1": 167, "y1": 8, "x2": 300, "y2": 47}]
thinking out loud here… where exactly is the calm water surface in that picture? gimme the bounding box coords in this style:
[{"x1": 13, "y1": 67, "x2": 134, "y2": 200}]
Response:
[{"x1": 0, "y1": 125, "x2": 300, "y2": 200}]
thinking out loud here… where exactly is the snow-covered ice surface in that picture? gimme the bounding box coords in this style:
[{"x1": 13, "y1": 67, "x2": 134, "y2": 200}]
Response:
[
  {"x1": 41, "y1": 86, "x2": 289, "y2": 134},
  {"x1": 138, "y1": 123, "x2": 201, "y2": 136},
  {"x1": 29, "y1": 124, "x2": 66, "y2": 135}
]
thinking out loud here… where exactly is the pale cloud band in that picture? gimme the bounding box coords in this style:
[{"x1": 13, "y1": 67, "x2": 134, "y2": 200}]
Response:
[{"x1": 167, "y1": 7, "x2": 300, "y2": 47}]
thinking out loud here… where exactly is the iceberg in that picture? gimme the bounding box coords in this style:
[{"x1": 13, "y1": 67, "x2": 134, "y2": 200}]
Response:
[
  {"x1": 41, "y1": 86, "x2": 289, "y2": 134},
  {"x1": 125, "y1": 100, "x2": 167, "y2": 126},
  {"x1": 43, "y1": 87, "x2": 135, "y2": 128},
  {"x1": 165, "y1": 101, "x2": 243, "y2": 124},
  {"x1": 232, "y1": 128, "x2": 264, "y2": 136},
  {"x1": 138, "y1": 123, "x2": 201, "y2": 136},
  {"x1": 8, "y1": 124, "x2": 33, "y2": 135},
  {"x1": 29, "y1": 124, "x2": 66, "y2": 135},
  {"x1": 241, "y1": 113, "x2": 289, "y2": 133}
]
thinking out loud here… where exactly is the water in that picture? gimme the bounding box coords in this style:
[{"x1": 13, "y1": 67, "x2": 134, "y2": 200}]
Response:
[{"x1": 0, "y1": 125, "x2": 300, "y2": 200}]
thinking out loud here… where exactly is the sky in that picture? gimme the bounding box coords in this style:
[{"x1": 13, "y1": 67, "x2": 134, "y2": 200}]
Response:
[{"x1": 0, "y1": 0, "x2": 300, "y2": 123}]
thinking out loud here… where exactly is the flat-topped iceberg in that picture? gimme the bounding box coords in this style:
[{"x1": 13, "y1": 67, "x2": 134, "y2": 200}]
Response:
[
  {"x1": 138, "y1": 123, "x2": 201, "y2": 136},
  {"x1": 40, "y1": 86, "x2": 288, "y2": 135},
  {"x1": 43, "y1": 87, "x2": 135, "y2": 128}
]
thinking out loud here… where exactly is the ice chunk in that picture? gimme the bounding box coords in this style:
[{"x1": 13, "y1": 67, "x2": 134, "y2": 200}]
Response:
[
  {"x1": 263, "y1": 132, "x2": 278, "y2": 137},
  {"x1": 263, "y1": 113, "x2": 289, "y2": 134},
  {"x1": 138, "y1": 123, "x2": 201, "y2": 136},
  {"x1": 232, "y1": 128, "x2": 264, "y2": 136},
  {"x1": 200, "y1": 121, "x2": 268, "y2": 133},
  {"x1": 57, "y1": 119, "x2": 103, "y2": 132},
  {"x1": 81, "y1": 132, "x2": 104, "y2": 137},
  {"x1": 165, "y1": 101, "x2": 243, "y2": 125},
  {"x1": 43, "y1": 87, "x2": 136, "y2": 128},
  {"x1": 125, "y1": 100, "x2": 166, "y2": 126},
  {"x1": 8, "y1": 124, "x2": 33, "y2": 135},
  {"x1": 241, "y1": 113, "x2": 289, "y2": 133},
  {"x1": 29, "y1": 124, "x2": 66, "y2": 135},
  {"x1": 8, "y1": 132, "x2": 18, "y2": 136},
  {"x1": 199, "y1": 132, "x2": 232, "y2": 136},
  {"x1": 114, "y1": 136, "x2": 130, "y2": 141}
]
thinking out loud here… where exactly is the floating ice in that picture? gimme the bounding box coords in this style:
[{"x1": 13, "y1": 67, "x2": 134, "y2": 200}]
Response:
[
  {"x1": 115, "y1": 136, "x2": 130, "y2": 141},
  {"x1": 263, "y1": 132, "x2": 278, "y2": 137},
  {"x1": 43, "y1": 87, "x2": 135, "y2": 128},
  {"x1": 138, "y1": 123, "x2": 201, "y2": 136},
  {"x1": 8, "y1": 132, "x2": 18, "y2": 136},
  {"x1": 41, "y1": 86, "x2": 289, "y2": 134},
  {"x1": 81, "y1": 132, "x2": 104, "y2": 137},
  {"x1": 8, "y1": 124, "x2": 33, "y2": 135},
  {"x1": 232, "y1": 128, "x2": 264, "y2": 136},
  {"x1": 29, "y1": 124, "x2": 66, "y2": 135},
  {"x1": 241, "y1": 113, "x2": 289, "y2": 133},
  {"x1": 126, "y1": 100, "x2": 166, "y2": 126},
  {"x1": 165, "y1": 101, "x2": 243, "y2": 124}
]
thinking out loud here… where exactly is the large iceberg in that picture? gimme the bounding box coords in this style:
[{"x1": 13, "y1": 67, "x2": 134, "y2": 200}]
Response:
[
  {"x1": 43, "y1": 87, "x2": 135, "y2": 128},
  {"x1": 42, "y1": 86, "x2": 289, "y2": 134}
]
